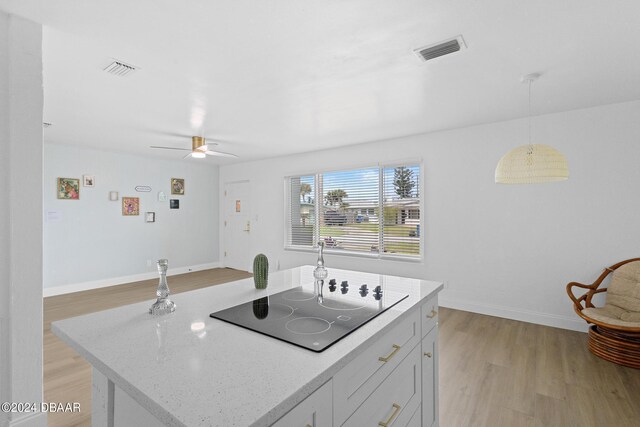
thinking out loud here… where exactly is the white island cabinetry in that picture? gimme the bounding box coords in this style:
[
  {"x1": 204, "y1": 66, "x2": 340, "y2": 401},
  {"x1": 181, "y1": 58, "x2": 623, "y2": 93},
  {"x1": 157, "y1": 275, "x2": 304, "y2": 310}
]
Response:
[
  {"x1": 52, "y1": 266, "x2": 442, "y2": 427},
  {"x1": 273, "y1": 295, "x2": 439, "y2": 427},
  {"x1": 271, "y1": 379, "x2": 332, "y2": 427}
]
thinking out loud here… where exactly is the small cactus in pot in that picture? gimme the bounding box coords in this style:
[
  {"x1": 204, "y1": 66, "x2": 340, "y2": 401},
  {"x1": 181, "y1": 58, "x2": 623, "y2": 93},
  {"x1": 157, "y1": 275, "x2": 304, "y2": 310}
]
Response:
[{"x1": 253, "y1": 253, "x2": 269, "y2": 289}]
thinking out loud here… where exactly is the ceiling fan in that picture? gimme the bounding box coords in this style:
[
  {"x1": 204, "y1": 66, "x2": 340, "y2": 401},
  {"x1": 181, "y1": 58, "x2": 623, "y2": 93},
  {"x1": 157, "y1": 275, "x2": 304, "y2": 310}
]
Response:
[{"x1": 150, "y1": 136, "x2": 238, "y2": 159}]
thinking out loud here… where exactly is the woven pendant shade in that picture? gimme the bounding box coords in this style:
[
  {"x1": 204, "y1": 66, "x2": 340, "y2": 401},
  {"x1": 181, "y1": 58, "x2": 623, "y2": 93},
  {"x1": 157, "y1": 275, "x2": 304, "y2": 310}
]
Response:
[
  {"x1": 495, "y1": 73, "x2": 569, "y2": 184},
  {"x1": 495, "y1": 143, "x2": 569, "y2": 184}
]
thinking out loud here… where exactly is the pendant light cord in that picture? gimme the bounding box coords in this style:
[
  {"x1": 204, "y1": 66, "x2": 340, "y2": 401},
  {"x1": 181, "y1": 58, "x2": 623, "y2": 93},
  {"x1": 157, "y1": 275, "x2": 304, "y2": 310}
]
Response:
[{"x1": 528, "y1": 78, "x2": 532, "y2": 150}]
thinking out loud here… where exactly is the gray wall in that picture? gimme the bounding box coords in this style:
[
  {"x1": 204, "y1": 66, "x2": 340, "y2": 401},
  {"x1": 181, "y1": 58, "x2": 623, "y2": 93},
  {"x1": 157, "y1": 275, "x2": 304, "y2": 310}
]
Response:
[{"x1": 220, "y1": 100, "x2": 640, "y2": 332}]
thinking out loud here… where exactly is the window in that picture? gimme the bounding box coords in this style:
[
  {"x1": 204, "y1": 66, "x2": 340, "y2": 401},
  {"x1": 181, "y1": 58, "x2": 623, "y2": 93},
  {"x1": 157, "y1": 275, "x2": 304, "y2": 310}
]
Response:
[
  {"x1": 289, "y1": 175, "x2": 315, "y2": 247},
  {"x1": 286, "y1": 164, "x2": 421, "y2": 259},
  {"x1": 381, "y1": 166, "x2": 421, "y2": 256}
]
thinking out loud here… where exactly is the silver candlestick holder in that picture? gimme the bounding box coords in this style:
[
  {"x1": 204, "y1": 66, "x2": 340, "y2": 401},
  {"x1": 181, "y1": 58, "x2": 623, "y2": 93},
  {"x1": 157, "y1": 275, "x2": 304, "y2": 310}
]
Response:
[{"x1": 149, "y1": 259, "x2": 176, "y2": 315}]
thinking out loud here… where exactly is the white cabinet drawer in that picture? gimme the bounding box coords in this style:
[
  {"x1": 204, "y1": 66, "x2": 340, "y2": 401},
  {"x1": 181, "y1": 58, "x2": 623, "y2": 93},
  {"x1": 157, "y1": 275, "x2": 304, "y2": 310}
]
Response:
[
  {"x1": 422, "y1": 326, "x2": 439, "y2": 427},
  {"x1": 333, "y1": 310, "x2": 420, "y2": 425},
  {"x1": 421, "y1": 295, "x2": 438, "y2": 337},
  {"x1": 342, "y1": 344, "x2": 422, "y2": 427},
  {"x1": 406, "y1": 404, "x2": 422, "y2": 427},
  {"x1": 271, "y1": 380, "x2": 332, "y2": 427}
]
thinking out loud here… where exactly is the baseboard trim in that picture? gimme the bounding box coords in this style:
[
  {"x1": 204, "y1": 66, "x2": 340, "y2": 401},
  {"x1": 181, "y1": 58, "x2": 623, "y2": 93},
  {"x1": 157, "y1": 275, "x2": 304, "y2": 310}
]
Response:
[
  {"x1": 5, "y1": 411, "x2": 47, "y2": 427},
  {"x1": 43, "y1": 262, "x2": 221, "y2": 297},
  {"x1": 439, "y1": 294, "x2": 589, "y2": 333}
]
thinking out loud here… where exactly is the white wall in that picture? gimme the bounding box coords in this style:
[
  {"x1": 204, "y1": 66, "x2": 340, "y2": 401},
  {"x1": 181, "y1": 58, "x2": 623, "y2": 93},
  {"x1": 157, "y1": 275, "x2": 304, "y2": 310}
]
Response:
[
  {"x1": 0, "y1": 13, "x2": 9, "y2": 418},
  {"x1": 0, "y1": 12, "x2": 46, "y2": 427},
  {"x1": 220, "y1": 100, "x2": 640, "y2": 332},
  {"x1": 43, "y1": 144, "x2": 220, "y2": 295}
]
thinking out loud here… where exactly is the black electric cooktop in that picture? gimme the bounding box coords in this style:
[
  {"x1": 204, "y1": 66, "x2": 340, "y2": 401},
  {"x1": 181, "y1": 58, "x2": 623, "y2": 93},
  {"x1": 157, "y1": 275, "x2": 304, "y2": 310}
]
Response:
[{"x1": 210, "y1": 279, "x2": 408, "y2": 352}]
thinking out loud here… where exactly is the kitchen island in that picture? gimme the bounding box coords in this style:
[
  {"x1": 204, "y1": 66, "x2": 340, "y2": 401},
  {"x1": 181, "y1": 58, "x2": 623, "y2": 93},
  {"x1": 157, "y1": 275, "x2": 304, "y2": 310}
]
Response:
[{"x1": 52, "y1": 266, "x2": 443, "y2": 426}]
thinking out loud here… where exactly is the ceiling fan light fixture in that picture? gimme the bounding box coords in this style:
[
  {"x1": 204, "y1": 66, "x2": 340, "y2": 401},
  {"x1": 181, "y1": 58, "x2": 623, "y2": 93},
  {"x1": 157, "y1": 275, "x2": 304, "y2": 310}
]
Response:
[
  {"x1": 151, "y1": 135, "x2": 238, "y2": 159},
  {"x1": 192, "y1": 136, "x2": 206, "y2": 151}
]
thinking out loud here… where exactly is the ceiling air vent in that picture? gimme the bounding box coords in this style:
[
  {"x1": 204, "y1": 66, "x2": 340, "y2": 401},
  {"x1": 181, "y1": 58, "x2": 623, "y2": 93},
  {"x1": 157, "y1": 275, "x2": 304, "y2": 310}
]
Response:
[
  {"x1": 103, "y1": 60, "x2": 138, "y2": 77},
  {"x1": 414, "y1": 35, "x2": 466, "y2": 62}
]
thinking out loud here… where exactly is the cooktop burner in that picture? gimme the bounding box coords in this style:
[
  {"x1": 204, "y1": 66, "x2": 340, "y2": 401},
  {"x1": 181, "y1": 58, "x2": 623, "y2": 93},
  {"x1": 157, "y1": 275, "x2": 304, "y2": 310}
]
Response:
[
  {"x1": 285, "y1": 317, "x2": 332, "y2": 335},
  {"x1": 210, "y1": 280, "x2": 408, "y2": 352}
]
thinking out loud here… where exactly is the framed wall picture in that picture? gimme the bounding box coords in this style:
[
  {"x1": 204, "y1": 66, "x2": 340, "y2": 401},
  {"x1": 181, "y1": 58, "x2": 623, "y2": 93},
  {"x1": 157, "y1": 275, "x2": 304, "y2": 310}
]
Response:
[
  {"x1": 109, "y1": 191, "x2": 119, "y2": 201},
  {"x1": 83, "y1": 175, "x2": 95, "y2": 187},
  {"x1": 170, "y1": 199, "x2": 179, "y2": 209},
  {"x1": 145, "y1": 212, "x2": 156, "y2": 223},
  {"x1": 122, "y1": 197, "x2": 140, "y2": 216},
  {"x1": 57, "y1": 177, "x2": 80, "y2": 200},
  {"x1": 171, "y1": 178, "x2": 185, "y2": 195}
]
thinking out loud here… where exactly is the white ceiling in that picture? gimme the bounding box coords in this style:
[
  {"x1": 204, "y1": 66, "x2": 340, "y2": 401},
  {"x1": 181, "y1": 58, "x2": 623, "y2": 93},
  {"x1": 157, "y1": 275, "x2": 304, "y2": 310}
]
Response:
[{"x1": 2, "y1": 0, "x2": 640, "y2": 163}]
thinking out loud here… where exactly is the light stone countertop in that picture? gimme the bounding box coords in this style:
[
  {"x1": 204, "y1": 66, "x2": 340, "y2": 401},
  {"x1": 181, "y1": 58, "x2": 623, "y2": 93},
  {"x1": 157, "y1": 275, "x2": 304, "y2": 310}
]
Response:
[{"x1": 52, "y1": 266, "x2": 443, "y2": 427}]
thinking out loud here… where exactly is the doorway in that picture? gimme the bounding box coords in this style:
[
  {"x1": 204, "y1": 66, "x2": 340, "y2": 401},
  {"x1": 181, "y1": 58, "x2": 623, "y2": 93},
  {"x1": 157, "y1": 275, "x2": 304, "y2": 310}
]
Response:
[{"x1": 223, "y1": 181, "x2": 251, "y2": 271}]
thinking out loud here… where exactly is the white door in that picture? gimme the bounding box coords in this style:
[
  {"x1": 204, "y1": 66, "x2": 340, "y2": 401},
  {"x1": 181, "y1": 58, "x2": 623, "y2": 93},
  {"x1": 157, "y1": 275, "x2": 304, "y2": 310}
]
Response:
[{"x1": 223, "y1": 181, "x2": 251, "y2": 271}]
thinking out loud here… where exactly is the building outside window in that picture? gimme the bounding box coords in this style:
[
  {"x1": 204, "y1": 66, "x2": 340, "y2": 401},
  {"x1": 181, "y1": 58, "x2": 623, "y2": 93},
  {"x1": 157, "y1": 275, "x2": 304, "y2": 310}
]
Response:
[{"x1": 287, "y1": 164, "x2": 421, "y2": 258}]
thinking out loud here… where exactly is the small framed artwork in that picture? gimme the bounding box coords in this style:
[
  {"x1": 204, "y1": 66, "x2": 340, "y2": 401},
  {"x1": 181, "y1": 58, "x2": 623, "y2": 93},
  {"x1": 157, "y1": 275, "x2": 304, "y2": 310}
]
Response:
[
  {"x1": 145, "y1": 212, "x2": 156, "y2": 223},
  {"x1": 158, "y1": 191, "x2": 167, "y2": 202},
  {"x1": 57, "y1": 178, "x2": 80, "y2": 200},
  {"x1": 171, "y1": 178, "x2": 185, "y2": 195},
  {"x1": 83, "y1": 175, "x2": 95, "y2": 187},
  {"x1": 122, "y1": 197, "x2": 140, "y2": 216},
  {"x1": 109, "y1": 191, "x2": 119, "y2": 201},
  {"x1": 235, "y1": 200, "x2": 241, "y2": 212},
  {"x1": 170, "y1": 199, "x2": 180, "y2": 209}
]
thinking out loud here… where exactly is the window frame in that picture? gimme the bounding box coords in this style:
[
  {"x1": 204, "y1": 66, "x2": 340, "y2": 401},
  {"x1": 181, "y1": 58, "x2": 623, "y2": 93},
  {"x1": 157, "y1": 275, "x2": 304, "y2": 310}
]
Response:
[{"x1": 284, "y1": 161, "x2": 424, "y2": 262}]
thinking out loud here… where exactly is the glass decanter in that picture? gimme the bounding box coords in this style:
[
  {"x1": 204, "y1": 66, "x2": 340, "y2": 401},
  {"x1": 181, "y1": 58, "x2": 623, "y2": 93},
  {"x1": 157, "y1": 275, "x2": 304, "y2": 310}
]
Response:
[
  {"x1": 149, "y1": 259, "x2": 176, "y2": 315},
  {"x1": 313, "y1": 241, "x2": 328, "y2": 281}
]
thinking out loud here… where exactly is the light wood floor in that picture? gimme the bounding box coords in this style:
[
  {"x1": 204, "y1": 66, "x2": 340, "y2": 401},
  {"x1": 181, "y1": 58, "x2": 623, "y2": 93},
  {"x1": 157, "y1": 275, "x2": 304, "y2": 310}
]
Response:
[
  {"x1": 439, "y1": 309, "x2": 640, "y2": 427},
  {"x1": 44, "y1": 268, "x2": 252, "y2": 427},
  {"x1": 44, "y1": 271, "x2": 640, "y2": 427}
]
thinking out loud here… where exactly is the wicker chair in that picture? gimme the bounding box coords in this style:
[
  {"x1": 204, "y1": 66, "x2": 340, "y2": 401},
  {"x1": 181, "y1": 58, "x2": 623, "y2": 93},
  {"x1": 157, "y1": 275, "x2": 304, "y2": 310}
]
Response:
[{"x1": 566, "y1": 258, "x2": 640, "y2": 369}]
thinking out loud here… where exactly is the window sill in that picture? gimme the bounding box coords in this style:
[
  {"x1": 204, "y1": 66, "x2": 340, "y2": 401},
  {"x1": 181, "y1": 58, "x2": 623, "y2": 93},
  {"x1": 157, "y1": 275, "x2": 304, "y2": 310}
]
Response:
[{"x1": 284, "y1": 245, "x2": 424, "y2": 264}]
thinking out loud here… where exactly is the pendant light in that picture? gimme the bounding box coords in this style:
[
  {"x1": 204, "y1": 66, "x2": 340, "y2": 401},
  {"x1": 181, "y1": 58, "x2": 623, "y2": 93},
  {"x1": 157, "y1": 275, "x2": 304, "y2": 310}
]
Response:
[{"x1": 495, "y1": 73, "x2": 569, "y2": 184}]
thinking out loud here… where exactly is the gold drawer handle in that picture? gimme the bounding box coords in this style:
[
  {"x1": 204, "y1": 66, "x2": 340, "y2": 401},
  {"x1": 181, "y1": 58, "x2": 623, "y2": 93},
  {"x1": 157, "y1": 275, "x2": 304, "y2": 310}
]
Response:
[
  {"x1": 378, "y1": 403, "x2": 401, "y2": 426},
  {"x1": 378, "y1": 344, "x2": 401, "y2": 362},
  {"x1": 426, "y1": 309, "x2": 438, "y2": 319},
  {"x1": 424, "y1": 352, "x2": 432, "y2": 358}
]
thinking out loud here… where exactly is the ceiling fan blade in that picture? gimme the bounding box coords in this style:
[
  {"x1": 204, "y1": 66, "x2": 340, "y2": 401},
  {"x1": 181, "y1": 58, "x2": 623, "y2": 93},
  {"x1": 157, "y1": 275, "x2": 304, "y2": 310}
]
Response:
[
  {"x1": 205, "y1": 150, "x2": 238, "y2": 158},
  {"x1": 150, "y1": 146, "x2": 191, "y2": 151},
  {"x1": 143, "y1": 129, "x2": 193, "y2": 139}
]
